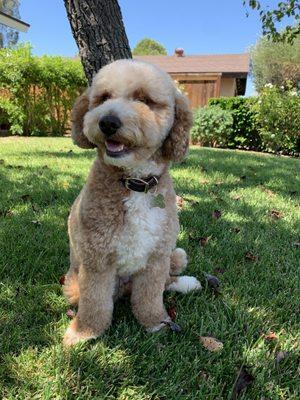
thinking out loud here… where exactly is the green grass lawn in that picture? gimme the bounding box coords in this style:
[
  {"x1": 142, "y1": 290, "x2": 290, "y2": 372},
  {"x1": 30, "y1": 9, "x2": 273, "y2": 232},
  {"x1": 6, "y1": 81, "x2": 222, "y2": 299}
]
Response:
[{"x1": 0, "y1": 137, "x2": 299, "y2": 400}]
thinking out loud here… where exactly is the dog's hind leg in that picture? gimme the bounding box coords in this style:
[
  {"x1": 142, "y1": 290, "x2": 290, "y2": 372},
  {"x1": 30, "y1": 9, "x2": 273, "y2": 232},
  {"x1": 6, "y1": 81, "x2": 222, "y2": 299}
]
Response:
[
  {"x1": 170, "y1": 248, "x2": 188, "y2": 275},
  {"x1": 63, "y1": 245, "x2": 80, "y2": 306},
  {"x1": 167, "y1": 249, "x2": 202, "y2": 293}
]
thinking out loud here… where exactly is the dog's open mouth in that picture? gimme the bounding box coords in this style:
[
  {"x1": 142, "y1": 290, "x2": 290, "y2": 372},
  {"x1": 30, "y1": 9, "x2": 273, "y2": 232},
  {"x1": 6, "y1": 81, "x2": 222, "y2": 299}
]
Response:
[{"x1": 105, "y1": 140, "x2": 129, "y2": 157}]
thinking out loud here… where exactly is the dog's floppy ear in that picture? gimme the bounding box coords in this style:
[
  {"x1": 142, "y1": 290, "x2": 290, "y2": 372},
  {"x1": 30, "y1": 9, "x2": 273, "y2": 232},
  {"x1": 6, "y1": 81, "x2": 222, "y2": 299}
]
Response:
[
  {"x1": 162, "y1": 90, "x2": 193, "y2": 162},
  {"x1": 71, "y1": 89, "x2": 96, "y2": 149}
]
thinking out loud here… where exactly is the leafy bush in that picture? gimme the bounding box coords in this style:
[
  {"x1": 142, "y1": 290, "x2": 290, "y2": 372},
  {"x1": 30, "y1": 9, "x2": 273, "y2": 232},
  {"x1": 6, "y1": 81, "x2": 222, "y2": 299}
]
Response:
[
  {"x1": 0, "y1": 97, "x2": 24, "y2": 135},
  {"x1": 0, "y1": 44, "x2": 87, "y2": 136},
  {"x1": 190, "y1": 106, "x2": 233, "y2": 147},
  {"x1": 253, "y1": 85, "x2": 300, "y2": 153},
  {"x1": 250, "y1": 35, "x2": 300, "y2": 92},
  {"x1": 209, "y1": 97, "x2": 261, "y2": 149}
]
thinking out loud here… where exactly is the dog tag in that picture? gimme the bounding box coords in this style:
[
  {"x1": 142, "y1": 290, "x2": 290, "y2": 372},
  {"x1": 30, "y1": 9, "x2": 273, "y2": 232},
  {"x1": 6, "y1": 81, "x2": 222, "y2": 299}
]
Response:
[{"x1": 150, "y1": 193, "x2": 165, "y2": 209}]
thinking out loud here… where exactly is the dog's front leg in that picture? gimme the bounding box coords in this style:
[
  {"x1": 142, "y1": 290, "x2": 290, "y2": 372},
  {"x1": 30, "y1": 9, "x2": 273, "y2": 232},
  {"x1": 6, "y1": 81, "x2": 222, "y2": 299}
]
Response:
[
  {"x1": 63, "y1": 265, "x2": 116, "y2": 347},
  {"x1": 131, "y1": 256, "x2": 170, "y2": 332}
]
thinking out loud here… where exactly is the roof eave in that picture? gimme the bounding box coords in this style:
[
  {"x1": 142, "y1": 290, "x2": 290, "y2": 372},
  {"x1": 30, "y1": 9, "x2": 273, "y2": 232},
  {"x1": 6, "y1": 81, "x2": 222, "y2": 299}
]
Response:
[{"x1": 0, "y1": 11, "x2": 30, "y2": 32}]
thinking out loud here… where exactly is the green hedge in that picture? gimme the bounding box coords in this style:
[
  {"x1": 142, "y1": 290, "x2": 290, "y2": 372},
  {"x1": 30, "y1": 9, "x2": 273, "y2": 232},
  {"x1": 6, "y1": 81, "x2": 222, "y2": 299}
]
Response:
[
  {"x1": 190, "y1": 106, "x2": 233, "y2": 147},
  {"x1": 0, "y1": 44, "x2": 87, "y2": 136},
  {"x1": 253, "y1": 85, "x2": 300, "y2": 154},
  {"x1": 207, "y1": 92, "x2": 299, "y2": 155},
  {"x1": 208, "y1": 96, "x2": 261, "y2": 150}
]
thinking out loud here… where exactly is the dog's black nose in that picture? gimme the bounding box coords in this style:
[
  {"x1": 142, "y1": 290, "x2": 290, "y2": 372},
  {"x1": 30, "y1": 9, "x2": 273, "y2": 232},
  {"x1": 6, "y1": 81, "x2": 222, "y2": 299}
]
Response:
[{"x1": 99, "y1": 115, "x2": 122, "y2": 136}]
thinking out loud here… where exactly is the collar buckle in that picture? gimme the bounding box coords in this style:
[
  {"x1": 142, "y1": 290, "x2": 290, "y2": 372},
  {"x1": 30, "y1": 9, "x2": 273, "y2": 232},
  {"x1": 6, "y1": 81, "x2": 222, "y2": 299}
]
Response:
[{"x1": 122, "y1": 176, "x2": 159, "y2": 193}]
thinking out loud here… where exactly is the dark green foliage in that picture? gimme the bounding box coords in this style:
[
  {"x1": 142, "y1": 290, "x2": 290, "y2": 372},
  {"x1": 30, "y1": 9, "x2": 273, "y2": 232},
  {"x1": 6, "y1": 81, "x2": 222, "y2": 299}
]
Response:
[
  {"x1": 0, "y1": 44, "x2": 87, "y2": 136},
  {"x1": 132, "y1": 38, "x2": 167, "y2": 55},
  {"x1": 208, "y1": 97, "x2": 261, "y2": 150},
  {"x1": 253, "y1": 85, "x2": 300, "y2": 153},
  {"x1": 190, "y1": 106, "x2": 233, "y2": 147}
]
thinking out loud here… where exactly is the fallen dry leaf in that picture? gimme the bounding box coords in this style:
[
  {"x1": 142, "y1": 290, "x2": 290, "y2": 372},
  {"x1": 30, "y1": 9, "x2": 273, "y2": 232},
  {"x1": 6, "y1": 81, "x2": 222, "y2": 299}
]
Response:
[
  {"x1": 197, "y1": 369, "x2": 210, "y2": 382},
  {"x1": 275, "y1": 350, "x2": 289, "y2": 365},
  {"x1": 199, "y1": 336, "x2": 223, "y2": 352},
  {"x1": 20, "y1": 194, "x2": 31, "y2": 202},
  {"x1": 213, "y1": 267, "x2": 225, "y2": 275},
  {"x1": 212, "y1": 210, "x2": 222, "y2": 219},
  {"x1": 0, "y1": 209, "x2": 14, "y2": 217},
  {"x1": 232, "y1": 366, "x2": 255, "y2": 399},
  {"x1": 176, "y1": 195, "x2": 184, "y2": 209},
  {"x1": 59, "y1": 275, "x2": 66, "y2": 285},
  {"x1": 199, "y1": 178, "x2": 209, "y2": 184},
  {"x1": 269, "y1": 209, "x2": 284, "y2": 219},
  {"x1": 167, "y1": 307, "x2": 177, "y2": 321},
  {"x1": 261, "y1": 187, "x2": 275, "y2": 197},
  {"x1": 233, "y1": 195, "x2": 241, "y2": 201},
  {"x1": 31, "y1": 203, "x2": 41, "y2": 213},
  {"x1": 245, "y1": 252, "x2": 258, "y2": 262},
  {"x1": 199, "y1": 236, "x2": 212, "y2": 247},
  {"x1": 66, "y1": 309, "x2": 75, "y2": 318},
  {"x1": 264, "y1": 331, "x2": 278, "y2": 341}
]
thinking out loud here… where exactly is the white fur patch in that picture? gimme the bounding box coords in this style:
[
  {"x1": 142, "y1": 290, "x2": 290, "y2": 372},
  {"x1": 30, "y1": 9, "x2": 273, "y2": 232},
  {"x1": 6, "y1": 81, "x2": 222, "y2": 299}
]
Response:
[
  {"x1": 115, "y1": 191, "x2": 166, "y2": 276},
  {"x1": 167, "y1": 276, "x2": 202, "y2": 293}
]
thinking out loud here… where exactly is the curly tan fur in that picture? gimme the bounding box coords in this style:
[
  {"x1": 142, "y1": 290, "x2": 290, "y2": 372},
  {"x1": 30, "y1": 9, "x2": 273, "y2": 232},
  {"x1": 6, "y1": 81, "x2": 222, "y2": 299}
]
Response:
[
  {"x1": 71, "y1": 89, "x2": 96, "y2": 149},
  {"x1": 63, "y1": 60, "x2": 200, "y2": 346},
  {"x1": 162, "y1": 92, "x2": 193, "y2": 161}
]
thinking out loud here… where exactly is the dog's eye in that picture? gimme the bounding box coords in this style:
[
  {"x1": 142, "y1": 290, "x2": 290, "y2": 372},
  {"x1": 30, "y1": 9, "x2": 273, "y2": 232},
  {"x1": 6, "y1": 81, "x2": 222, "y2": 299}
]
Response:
[
  {"x1": 91, "y1": 93, "x2": 111, "y2": 108},
  {"x1": 137, "y1": 95, "x2": 155, "y2": 107},
  {"x1": 99, "y1": 92, "x2": 111, "y2": 103}
]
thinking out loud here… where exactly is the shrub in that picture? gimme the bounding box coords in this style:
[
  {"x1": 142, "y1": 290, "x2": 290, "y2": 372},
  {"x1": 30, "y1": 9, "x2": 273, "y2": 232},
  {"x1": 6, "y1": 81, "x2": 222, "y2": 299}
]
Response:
[
  {"x1": 253, "y1": 85, "x2": 300, "y2": 153},
  {"x1": 190, "y1": 106, "x2": 233, "y2": 147},
  {"x1": 0, "y1": 44, "x2": 87, "y2": 136},
  {"x1": 209, "y1": 97, "x2": 261, "y2": 149}
]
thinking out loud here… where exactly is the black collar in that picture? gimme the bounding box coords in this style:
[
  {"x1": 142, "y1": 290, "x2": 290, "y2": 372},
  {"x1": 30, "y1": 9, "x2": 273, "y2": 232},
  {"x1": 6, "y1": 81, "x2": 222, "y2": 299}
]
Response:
[{"x1": 120, "y1": 176, "x2": 160, "y2": 193}]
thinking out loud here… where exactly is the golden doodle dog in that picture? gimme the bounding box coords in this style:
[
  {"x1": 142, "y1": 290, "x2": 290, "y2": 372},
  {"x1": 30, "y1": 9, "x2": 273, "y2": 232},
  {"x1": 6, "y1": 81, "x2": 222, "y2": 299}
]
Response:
[{"x1": 63, "y1": 59, "x2": 201, "y2": 346}]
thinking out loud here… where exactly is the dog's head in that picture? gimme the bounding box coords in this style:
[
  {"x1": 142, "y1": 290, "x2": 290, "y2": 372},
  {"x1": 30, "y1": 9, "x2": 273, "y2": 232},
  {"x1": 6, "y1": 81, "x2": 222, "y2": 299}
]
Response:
[{"x1": 71, "y1": 59, "x2": 192, "y2": 168}]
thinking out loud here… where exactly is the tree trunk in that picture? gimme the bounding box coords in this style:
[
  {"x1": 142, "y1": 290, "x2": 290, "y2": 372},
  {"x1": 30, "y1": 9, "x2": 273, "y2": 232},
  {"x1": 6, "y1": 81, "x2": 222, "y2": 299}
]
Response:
[{"x1": 64, "y1": 0, "x2": 132, "y2": 84}]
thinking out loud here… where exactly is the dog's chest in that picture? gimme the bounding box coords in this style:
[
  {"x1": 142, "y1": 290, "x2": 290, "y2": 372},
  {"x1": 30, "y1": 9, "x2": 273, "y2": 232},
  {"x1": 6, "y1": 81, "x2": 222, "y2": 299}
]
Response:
[{"x1": 115, "y1": 191, "x2": 166, "y2": 276}]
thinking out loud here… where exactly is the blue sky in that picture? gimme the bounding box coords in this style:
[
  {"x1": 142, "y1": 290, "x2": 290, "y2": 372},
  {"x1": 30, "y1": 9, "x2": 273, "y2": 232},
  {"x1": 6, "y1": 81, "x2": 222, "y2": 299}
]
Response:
[{"x1": 18, "y1": 1, "x2": 291, "y2": 95}]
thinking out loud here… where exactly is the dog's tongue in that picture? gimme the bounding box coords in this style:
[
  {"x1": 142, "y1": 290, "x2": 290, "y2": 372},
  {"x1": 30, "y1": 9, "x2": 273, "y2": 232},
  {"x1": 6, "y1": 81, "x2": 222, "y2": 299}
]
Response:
[{"x1": 105, "y1": 140, "x2": 124, "y2": 153}]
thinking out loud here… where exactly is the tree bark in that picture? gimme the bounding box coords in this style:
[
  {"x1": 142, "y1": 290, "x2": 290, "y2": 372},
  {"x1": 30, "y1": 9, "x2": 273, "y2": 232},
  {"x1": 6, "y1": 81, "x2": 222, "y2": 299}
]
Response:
[{"x1": 64, "y1": 0, "x2": 132, "y2": 84}]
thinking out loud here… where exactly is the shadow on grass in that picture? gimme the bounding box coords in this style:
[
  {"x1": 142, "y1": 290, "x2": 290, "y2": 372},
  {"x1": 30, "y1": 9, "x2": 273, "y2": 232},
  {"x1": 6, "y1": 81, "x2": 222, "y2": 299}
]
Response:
[{"x1": 0, "y1": 146, "x2": 299, "y2": 398}]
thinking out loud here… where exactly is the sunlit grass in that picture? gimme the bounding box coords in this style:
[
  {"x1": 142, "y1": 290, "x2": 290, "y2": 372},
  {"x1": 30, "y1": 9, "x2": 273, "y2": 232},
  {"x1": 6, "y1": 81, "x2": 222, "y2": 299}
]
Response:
[{"x1": 0, "y1": 138, "x2": 299, "y2": 399}]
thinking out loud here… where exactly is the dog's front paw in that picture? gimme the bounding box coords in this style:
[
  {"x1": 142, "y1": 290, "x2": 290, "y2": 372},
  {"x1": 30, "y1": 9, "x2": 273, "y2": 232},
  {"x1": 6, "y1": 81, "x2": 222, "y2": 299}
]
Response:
[{"x1": 63, "y1": 319, "x2": 97, "y2": 347}]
